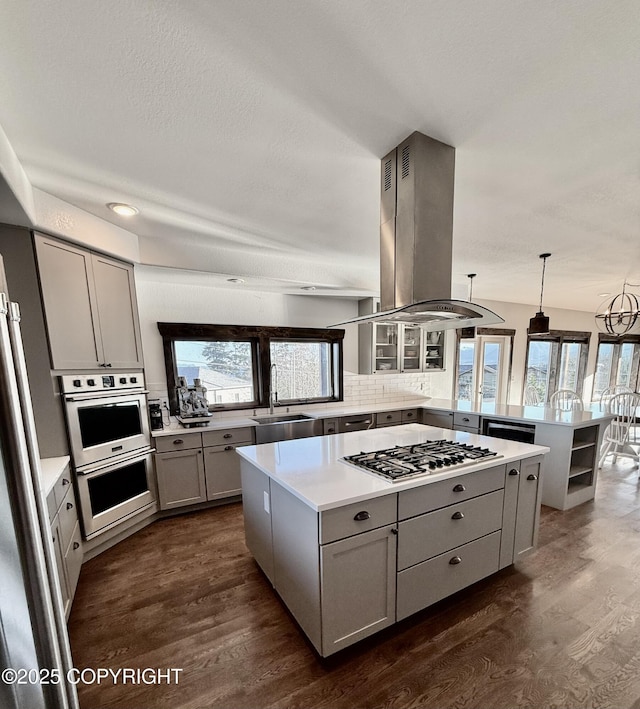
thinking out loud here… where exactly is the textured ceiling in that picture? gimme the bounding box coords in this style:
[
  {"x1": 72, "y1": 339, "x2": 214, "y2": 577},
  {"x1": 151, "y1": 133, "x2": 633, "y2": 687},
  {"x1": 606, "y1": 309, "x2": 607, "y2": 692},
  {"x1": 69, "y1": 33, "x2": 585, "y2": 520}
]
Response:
[{"x1": 1, "y1": 0, "x2": 640, "y2": 312}]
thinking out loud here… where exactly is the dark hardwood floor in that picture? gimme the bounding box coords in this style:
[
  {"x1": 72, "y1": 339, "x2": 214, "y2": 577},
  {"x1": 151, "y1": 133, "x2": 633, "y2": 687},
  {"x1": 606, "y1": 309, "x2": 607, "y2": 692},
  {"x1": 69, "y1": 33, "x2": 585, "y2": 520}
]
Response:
[{"x1": 68, "y1": 459, "x2": 640, "y2": 709}]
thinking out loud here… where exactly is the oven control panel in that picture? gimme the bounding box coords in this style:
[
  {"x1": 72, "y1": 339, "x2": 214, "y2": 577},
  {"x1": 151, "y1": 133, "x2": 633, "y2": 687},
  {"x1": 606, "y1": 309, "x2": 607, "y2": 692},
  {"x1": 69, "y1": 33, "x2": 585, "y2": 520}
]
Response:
[{"x1": 60, "y1": 372, "x2": 145, "y2": 394}]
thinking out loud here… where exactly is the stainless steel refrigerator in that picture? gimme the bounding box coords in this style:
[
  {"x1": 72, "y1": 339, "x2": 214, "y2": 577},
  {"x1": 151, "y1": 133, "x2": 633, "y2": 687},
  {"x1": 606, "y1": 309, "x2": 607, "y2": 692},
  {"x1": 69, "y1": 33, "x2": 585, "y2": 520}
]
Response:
[{"x1": 0, "y1": 254, "x2": 79, "y2": 709}]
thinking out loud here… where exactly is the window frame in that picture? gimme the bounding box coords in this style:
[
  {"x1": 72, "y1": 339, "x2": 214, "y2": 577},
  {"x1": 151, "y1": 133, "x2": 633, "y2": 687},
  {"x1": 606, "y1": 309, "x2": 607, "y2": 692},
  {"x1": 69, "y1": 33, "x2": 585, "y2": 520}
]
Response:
[
  {"x1": 592, "y1": 333, "x2": 640, "y2": 400},
  {"x1": 158, "y1": 323, "x2": 344, "y2": 414},
  {"x1": 524, "y1": 329, "x2": 591, "y2": 404}
]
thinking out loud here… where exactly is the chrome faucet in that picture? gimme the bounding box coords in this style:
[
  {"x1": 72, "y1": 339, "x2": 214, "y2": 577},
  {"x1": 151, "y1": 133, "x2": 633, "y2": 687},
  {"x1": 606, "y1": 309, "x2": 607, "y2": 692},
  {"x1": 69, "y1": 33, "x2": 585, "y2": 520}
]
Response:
[{"x1": 269, "y1": 363, "x2": 278, "y2": 414}]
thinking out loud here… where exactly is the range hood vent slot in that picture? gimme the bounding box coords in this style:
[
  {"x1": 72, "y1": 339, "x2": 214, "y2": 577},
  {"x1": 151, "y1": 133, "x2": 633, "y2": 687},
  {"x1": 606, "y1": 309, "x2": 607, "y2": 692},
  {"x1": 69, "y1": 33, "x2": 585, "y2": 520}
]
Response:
[
  {"x1": 383, "y1": 158, "x2": 393, "y2": 191},
  {"x1": 401, "y1": 144, "x2": 411, "y2": 179}
]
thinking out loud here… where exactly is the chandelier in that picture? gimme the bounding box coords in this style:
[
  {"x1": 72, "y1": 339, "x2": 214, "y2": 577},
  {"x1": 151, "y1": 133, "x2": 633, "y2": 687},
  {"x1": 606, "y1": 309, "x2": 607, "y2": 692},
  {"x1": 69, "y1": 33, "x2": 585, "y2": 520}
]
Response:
[{"x1": 595, "y1": 281, "x2": 640, "y2": 336}]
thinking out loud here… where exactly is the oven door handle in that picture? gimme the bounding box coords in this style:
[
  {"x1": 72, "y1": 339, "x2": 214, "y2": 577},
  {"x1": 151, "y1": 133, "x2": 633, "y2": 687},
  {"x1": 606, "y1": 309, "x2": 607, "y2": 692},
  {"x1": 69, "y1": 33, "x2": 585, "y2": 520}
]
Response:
[
  {"x1": 76, "y1": 447, "x2": 155, "y2": 475},
  {"x1": 64, "y1": 389, "x2": 148, "y2": 402}
]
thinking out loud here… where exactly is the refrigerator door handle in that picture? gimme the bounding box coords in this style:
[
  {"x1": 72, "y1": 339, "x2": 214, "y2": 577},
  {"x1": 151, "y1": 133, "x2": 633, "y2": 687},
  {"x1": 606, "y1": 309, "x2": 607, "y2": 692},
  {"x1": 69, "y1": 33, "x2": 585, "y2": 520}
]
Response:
[{"x1": 1, "y1": 295, "x2": 78, "y2": 709}]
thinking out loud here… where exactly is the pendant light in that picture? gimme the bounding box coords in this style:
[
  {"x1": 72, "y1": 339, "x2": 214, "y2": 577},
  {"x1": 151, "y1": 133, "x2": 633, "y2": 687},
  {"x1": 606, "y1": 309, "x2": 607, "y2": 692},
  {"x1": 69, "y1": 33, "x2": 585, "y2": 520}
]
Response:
[
  {"x1": 529, "y1": 253, "x2": 551, "y2": 335},
  {"x1": 460, "y1": 273, "x2": 477, "y2": 339},
  {"x1": 595, "y1": 281, "x2": 640, "y2": 335}
]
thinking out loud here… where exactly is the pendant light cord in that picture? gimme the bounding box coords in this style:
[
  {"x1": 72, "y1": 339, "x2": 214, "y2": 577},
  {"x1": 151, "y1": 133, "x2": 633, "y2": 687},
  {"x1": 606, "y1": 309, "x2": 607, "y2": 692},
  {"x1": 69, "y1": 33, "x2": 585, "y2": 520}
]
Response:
[{"x1": 538, "y1": 253, "x2": 551, "y2": 312}]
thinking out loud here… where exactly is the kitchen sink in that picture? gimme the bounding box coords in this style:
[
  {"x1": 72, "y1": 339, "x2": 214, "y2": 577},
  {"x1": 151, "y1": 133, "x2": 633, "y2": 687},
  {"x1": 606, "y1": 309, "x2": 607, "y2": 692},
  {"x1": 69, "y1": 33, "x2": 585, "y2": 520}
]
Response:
[
  {"x1": 251, "y1": 413, "x2": 314, "y2": 425},
  {"x1": 251, "y1": 413, "x2": 321, "y2": 443}
]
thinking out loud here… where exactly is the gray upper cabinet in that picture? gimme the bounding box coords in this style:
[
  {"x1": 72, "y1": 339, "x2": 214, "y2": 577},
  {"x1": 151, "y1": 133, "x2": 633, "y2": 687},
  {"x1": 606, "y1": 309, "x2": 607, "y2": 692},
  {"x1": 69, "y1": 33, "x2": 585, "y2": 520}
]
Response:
[{"x1": 34, "y1": 233, "x2": 143, "y2": 370}]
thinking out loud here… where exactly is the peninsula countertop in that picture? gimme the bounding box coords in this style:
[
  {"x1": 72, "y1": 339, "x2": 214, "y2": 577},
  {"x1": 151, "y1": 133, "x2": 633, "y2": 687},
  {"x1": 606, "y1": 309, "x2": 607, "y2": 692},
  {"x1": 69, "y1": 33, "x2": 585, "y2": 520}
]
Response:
[{"x1": 236, "y1": 423, "x2": 549, "y2": 512}]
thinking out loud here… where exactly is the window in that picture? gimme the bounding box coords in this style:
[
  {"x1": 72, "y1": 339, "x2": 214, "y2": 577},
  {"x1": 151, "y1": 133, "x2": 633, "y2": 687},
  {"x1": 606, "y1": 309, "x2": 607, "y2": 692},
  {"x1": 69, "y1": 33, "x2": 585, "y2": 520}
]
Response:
[
  {"x1": 173, "y1": 340, "x2": 258, "y2": 406},
  {"x1": 592, "y1": 335, "x2": 640, "y2": 400},
  {"x1": 270, "y1": 340, "x2": 333, "y2": 402},
  {"x1": 158, "y1": 323, "x2": 344, "y2": 413},
  {"x1": 524, "y1": 330, "x2": 590, "y2": 404},
  {"x1": 454, "y1": 329, "x2": 515, "y2": 405}
]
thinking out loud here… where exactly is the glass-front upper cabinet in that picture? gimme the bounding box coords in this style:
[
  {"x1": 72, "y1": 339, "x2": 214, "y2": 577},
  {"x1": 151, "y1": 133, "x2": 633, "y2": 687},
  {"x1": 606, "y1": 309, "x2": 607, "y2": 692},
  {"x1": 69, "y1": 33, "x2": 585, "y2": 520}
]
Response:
[
  {"x1": 373, "y1": 323, "x2": 399, "y2": 372},
  {"x1": 424, "y1": 330, "x2": 445, "y2": 370},
  {"x1": 401, "y1": 325, "x2": 423, "y2": 372},
  {"x1": 358, "y1": 321, "x2": 445, "y2": 374}
]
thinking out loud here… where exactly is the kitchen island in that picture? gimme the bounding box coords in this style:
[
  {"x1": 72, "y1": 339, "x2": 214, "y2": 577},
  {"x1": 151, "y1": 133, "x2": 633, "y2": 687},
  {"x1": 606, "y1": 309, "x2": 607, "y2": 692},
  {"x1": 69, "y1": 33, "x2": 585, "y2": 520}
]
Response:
[{"x1": 238, "y1": 423, "x2": 548, "y2": 657}]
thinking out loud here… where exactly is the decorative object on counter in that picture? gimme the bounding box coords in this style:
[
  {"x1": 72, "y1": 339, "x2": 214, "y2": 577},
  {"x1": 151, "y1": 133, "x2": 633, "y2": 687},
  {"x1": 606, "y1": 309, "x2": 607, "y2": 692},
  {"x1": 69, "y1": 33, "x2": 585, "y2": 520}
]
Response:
[
  {"x1": 148, "y1": 399, "x2": 164, "y2": 430},
  {"x1": 529, "y1": 253, "x2": 551, "y2": 335},
  {"x1": 595, "y1": 280, "x2": 640, "y2": 336},
  {"x1": 549, "y1": 388, "x2": 583, "y2": 412},
  {"x1": 176, "y1": 377, "x2": 213, "y2": 427},
  {"x1": 460, "y1": 273, "x2": 477, "y2": 339}
]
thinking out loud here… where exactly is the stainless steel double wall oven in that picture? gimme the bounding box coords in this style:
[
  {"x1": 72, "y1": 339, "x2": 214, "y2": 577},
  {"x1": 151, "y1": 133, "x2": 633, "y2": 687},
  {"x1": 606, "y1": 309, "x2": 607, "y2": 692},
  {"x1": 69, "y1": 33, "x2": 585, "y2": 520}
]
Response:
[{"x1": 61, "y1": 373, "x2": 156, "y2": 539}]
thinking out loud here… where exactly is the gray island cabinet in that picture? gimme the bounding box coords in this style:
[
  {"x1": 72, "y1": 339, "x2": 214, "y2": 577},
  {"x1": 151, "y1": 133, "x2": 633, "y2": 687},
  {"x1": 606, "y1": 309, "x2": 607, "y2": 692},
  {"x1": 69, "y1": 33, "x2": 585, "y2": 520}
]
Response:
[{"x1": 238, "y1": 424, "x2": 548, "y2": 657}]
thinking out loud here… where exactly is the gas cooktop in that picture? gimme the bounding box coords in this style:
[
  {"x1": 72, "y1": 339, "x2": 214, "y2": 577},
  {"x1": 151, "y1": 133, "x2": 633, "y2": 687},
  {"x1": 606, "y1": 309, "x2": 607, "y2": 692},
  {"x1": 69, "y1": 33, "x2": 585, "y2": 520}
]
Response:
[{"x1": 342, "y1": 439, "x2": 501, "y2": 482}]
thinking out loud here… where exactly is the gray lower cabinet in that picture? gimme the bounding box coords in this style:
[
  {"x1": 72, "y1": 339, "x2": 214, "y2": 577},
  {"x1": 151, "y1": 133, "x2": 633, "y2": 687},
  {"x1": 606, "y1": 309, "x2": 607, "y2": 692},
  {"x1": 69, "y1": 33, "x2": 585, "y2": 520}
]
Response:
[
  {"x1": 203, "y1": 446, "x2": 243, "y2": 499},
  {"x1": 421, "y1": 409, "x2": 454, "y2": 429},
  {"x1": 241, "y1": 455, "x2": 544, "y2": 657},
  {"x1": 155, "y1": 428, "x2": 254, "y2": 509},
  {"x1": 320, "y1": 524, "x2": 397, "y2": 655},
  {"x1": 155, "y1": 448, "x2": 206, "y2": 509},
  {"x1": 47, "y1": 464, "x2": 83, "y2": 619}
]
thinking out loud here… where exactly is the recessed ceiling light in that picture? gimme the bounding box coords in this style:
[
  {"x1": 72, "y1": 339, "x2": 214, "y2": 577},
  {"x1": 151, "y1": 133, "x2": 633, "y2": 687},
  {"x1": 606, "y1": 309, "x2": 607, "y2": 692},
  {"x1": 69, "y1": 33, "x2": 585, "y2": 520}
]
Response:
[
  {"x1": 598, "y1": 292, "x2": 611, "y2": 298},
  {"x1": 107, "y1": 202, "x2": 139, "y2": 217},
  {"x1": 227, "y1": 278, "x2": 245, "y2": 284},
  {"x1": 301, "y1": 286, "x2": 317, "y2": 291}
]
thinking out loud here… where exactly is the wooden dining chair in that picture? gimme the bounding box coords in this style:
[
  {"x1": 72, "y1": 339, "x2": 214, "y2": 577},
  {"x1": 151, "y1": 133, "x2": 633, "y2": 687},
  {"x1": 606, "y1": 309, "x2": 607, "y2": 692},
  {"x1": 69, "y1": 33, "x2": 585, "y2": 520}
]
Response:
[
  {"x1": 598, "y1": 392, "x2": 640, "y2": 468},
  {"x1": 549, "y1": 389, "x2": 584, "y2": 412},
  {"x1": 598, "y1": 385, "x2": 632, "y2": 412}
]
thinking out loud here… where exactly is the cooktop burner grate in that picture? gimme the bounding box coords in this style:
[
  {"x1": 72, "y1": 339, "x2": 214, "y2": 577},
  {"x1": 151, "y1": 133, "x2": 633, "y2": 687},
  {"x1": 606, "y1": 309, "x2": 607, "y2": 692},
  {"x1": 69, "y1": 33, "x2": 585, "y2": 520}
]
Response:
[{"x1": 342, "y1": 439, "x2": 501, "y2": 482}]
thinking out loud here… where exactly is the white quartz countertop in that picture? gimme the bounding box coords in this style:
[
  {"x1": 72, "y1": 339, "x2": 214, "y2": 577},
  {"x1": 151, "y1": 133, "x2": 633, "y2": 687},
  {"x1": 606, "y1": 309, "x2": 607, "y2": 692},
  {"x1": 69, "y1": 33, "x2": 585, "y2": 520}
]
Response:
[
  {"x1": 39, "y1": 456, "x2": 70, "y2": 496},
  {"x1": 151, "y1": 417, "x2": 256, "y2": 437},
  {"x1": 236, "y1": 423, "x2": 549, "y2": 512},
  {"x1": 421, "y1": 398, "x2": 613, "y2": 426}
]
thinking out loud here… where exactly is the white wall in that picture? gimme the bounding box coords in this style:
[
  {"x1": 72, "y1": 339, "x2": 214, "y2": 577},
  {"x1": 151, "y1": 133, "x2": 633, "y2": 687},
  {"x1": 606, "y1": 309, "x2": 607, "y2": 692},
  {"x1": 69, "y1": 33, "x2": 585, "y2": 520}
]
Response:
[{"x1": 135, "y1": 266, "x2": 604, "y2": 413}]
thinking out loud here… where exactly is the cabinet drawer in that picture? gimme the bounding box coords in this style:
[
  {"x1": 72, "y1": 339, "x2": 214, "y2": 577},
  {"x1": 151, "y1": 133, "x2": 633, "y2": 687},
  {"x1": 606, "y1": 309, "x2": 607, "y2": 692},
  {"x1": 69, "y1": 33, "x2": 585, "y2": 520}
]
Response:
[
  {"x1": 52, "y1": 467, "x2": 73, "y2": 511},
  {"x1": 58, "y1": 485, "x2": 78, "y2": 553},
  {"x1": 47, "y1": 490, "x2": 57, "y2": 523},
  {"x1": 398, "y1": 490, "x2": 504, "y2": 570},
  {"x1": 421, "y1": 410, "x2": 453, "y2": 429},
  {"x1": 397, "y1": 531, "x2": 501, "y2": 620},
  {"x1": 64, "y1": 522, "x2": 83, "y2": 603},
  {"x1": 453, "y1": 412, "x2": 480, "y2": 429},
  {"x1": 377, "y1": 410, "x2": 402, "y2": 427},
  {"x1": 402, "y1": 409, "x2": 419, "y2": 423},
  {"x1": 320, "y1": 494, "x2": 397, "y2": 544},
  {"x1": 455, "y1": 425, "x2": 480, "y2": 434},
  {"x1": 399, "y1": 464, "x2": 506, "y2": 520},
  {"x1": 202, "y1": 427, "x2": 254, "y2": 447},
  {"x1": 155, "y1": 432, "x2": 203, "y2": 452}
]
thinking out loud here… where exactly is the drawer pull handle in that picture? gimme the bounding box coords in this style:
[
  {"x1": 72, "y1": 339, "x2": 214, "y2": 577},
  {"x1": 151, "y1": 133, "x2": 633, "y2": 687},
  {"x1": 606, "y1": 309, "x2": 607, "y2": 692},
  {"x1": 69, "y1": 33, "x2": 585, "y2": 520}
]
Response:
[
  {"x1": 406, "y1": 412, "x2": 413, "y2": 418},
  {"x1": 462, "y1": 417, "x2": 470, "y2": 422},
  {"x1": 224, "y1": 445, "x2": 234, "y2": 451},
  {"x1": 527, "y1": 474, "x2": 538, "y2": 481},
  {"x1": 453, "y1": 484, "x2": 466, "y2": 493},
  {"x1": 223, "y1": 433, "x2": 233, "y2": 439},
  {"x1": 509, "y1": 469, "x2": 519, "y2": 476},
  {"x1": 451, "y1": 511, "x2": 464, "y2": 520},
  {"x1": 62, "y1": 478, "x2": 70, "y2": 486},
  {"x1": 391, "y1": 528, "x2": 398, "y2": 535},
  {"x1": 73, "y1": 542, "x2": 80, "y2": 550},
  {"x1": 173, "y1": 439, "x2": 184, "y2": 445},
  {"x1": 353, "y1": 511, "x2": 371, "y2": 521},
  {"x1": 449, "y1": 556, "x2": 462, "y2": 565},
  {"x1": 66, "y1": 502, "x2": 73, "y2": 510},
  {"x1": 386, "y1": 414, "x2": 392, "y2": 419}
]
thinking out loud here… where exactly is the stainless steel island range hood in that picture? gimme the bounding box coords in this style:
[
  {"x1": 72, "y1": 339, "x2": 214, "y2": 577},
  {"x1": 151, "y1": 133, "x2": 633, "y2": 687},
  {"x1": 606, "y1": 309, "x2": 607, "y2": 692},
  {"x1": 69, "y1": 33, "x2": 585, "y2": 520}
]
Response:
[{"x1": 333, "y1": 131, "x2": 503, "y2": 331}]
